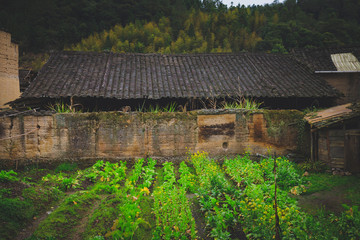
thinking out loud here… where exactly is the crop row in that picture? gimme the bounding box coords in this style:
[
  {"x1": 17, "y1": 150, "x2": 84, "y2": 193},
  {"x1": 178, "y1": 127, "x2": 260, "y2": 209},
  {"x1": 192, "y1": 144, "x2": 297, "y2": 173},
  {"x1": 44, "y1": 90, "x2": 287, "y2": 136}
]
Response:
[
  {"x1": 3, "y1": 152, "x2": 359, "y2": 240},
  {"x1": 153, "y1": 162, "x2": 196, "y2": 239}
]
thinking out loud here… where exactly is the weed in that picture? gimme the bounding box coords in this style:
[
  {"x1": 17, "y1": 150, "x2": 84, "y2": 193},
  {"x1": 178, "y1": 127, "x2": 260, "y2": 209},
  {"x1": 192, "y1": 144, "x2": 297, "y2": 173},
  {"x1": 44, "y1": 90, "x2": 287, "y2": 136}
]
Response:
[
  {"x1": 22, "y1": 186, "x2": 63, "y2": 214},
  {"x1": 299, "y1": 159, "x2": 327, "y2": 173},
  {"x1": 148, "y1": 104, "x2": 161, "y2": 113},
  {"x1": 0, "y1": 196, "x2": 34, "y2": 239},
  {"x1": 304, "y1": 173, "x2": 355, "y2": 195},
  {"x1": 223, "y1": 95, "x2": 262, "y2": 110},
  {"x1": 48, "y1": 101, "x2": 74, "y2": 113},
  {"x1": 32, "y1": 191, "x2": 99, "y2": 239},
  {"x1": 83, "y1": 196, "x2": 122, "y2": 239},
  {"x1": 0, "y1": 170, "x2": 19, "y2": 182},
  {"x1": 162, "y1": 102, "x2": 177, "y2": 112},
  {"x1": 55, "y1": 163, "x2": 78, "y2": 173}
]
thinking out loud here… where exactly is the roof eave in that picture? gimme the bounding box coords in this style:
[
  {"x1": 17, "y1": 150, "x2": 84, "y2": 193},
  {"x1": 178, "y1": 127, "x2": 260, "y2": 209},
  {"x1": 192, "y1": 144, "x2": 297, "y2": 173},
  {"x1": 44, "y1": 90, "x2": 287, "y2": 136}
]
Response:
[{"x1": 315, "y1": 70, "x2": 360, "y2": 73}]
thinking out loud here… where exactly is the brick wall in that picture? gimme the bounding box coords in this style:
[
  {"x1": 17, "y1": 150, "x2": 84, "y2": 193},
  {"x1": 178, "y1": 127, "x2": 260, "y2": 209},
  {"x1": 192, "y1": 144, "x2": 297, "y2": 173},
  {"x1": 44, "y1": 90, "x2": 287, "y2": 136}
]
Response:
[
  {"x1": 0, "y1": 110, "x2": 304, "y2": 167},
  {"x1": 0, "y1": 31, "x2": 20, "y2": 108}
]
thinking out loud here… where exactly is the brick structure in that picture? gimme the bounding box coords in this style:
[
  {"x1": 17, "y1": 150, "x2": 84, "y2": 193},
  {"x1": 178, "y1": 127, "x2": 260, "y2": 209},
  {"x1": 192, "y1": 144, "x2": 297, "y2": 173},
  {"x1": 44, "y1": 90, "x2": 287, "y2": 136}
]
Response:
[{"x1": 0, "y1": 31, "x2": 20, "y2": 108}]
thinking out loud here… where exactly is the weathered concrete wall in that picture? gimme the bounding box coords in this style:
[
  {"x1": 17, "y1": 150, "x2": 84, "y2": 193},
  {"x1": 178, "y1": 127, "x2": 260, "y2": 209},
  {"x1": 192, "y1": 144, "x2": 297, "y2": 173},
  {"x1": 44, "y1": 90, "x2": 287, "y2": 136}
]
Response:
[
  {"x1": 0, "y1": 31, "x2": 20, "y2": 108},
  {"x1": 0, "y1": 110, "x2": 304, "y2": 167}
]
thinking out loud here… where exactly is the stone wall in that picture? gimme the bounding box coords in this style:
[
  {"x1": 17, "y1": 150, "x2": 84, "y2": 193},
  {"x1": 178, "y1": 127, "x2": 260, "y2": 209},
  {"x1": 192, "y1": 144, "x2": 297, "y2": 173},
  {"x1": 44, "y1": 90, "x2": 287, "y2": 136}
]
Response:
[
  {"x1": 0, "y1": 31, "x2": 20, "y2": 108},
  {"x1": 0, "y1": 110, "x2": 305, "y2": 168}
]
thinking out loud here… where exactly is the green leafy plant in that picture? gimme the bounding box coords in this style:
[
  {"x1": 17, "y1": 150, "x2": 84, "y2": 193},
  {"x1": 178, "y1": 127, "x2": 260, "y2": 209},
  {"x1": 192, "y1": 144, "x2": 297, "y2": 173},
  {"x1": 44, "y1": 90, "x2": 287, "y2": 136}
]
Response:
[
  {"x1": 178, "y1": 161, "x2": 197, "y2": 193},
  {"x1": 0, "y1": 170, "x2": 19, "y2": 182},
  {"x1": 153, "y1": 161, "x2": 197, "y2": 239},
  {"x1": 191, "y1": 151, "x2": 242, "y2": 239}
]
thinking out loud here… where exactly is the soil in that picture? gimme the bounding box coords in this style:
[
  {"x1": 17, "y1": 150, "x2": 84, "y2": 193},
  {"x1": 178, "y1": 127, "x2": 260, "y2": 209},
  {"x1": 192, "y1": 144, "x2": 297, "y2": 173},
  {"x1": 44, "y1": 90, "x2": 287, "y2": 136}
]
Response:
[
  {"x1": 69, "y1": 197, "x2": 103, "y2": 240},
  {"x1": 294, "y1": 185, "x2": 352, "y2": 215},
  {"x1": 0, "y1": 181, "x2": 29, "y2": 198},
  {"x1": 15, "y1": 207, "x2": 55, "y2": 240},
  {"x1": 189, "y1": 194, "x2": 212, "y2": 240},
  {"x1": 14, "y1": 191, "x2": 77, "y2": 240}
]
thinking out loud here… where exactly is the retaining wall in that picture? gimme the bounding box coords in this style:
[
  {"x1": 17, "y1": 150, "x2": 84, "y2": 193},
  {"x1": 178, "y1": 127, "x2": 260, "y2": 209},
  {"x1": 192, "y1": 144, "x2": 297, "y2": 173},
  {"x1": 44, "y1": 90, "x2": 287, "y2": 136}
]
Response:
[{"x1": 0, "y1": 109, "x2": 305, "y2": 168}]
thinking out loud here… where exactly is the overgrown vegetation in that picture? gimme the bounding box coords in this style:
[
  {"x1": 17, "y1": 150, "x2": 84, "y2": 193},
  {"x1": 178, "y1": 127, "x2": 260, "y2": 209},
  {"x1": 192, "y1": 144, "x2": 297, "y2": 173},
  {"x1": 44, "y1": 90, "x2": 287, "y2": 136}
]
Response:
[
  {"x1": 2, "y1": 1, "x2": 359, "y2": 56},
  {"x1": 0, "y1": 153, "x2": 359, "y2": 239}
]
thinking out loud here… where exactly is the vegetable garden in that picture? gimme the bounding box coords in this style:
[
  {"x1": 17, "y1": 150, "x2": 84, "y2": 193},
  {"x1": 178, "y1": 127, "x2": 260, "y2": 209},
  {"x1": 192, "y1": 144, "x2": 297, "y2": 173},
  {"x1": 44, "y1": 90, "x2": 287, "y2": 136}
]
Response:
[{"x1": 1, "y1": 152, "x2": 360, "y2": 240}]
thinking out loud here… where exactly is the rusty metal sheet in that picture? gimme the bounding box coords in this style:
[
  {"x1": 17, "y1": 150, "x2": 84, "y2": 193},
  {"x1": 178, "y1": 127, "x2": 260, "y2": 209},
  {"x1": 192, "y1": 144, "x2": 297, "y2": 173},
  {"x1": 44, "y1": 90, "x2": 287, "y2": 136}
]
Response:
[{"x1": 331, "y1": 53, "x2": 360, "y2": 71}]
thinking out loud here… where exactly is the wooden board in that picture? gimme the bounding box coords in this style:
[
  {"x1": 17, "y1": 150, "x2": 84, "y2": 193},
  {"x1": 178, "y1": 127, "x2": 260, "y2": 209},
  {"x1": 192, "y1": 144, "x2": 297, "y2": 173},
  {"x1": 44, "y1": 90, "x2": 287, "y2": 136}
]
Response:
[{"x1": 345, "y1": 129, "x2": 360, "y2": 172}]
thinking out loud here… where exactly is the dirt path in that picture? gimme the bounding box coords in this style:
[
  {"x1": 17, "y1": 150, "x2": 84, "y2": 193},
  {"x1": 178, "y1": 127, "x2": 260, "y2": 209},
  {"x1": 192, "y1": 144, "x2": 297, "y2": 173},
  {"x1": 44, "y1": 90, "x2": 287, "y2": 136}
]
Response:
[
  {"x1": 15, "y1": 205, "x2": 59, "y2": 240},
  {"x1": 189, "y1": 195, "x2": 212, "y2": 240},
  {"x1": 295, "y1": 185, "x2": 352, "y2": 215},
  {"x1": 15, "y1": 191, "x2": 76, "y2": 240},
  {"x1": 69, "y1": 196, "x2": 104, "y2": 240}
]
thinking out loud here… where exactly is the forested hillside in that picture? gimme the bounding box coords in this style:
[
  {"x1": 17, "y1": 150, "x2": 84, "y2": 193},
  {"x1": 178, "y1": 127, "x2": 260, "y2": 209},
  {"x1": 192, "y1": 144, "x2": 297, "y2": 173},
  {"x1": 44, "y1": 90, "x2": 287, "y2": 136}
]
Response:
[{"x1": 1, "y1": 0, "x2": 360, "y2": 54}]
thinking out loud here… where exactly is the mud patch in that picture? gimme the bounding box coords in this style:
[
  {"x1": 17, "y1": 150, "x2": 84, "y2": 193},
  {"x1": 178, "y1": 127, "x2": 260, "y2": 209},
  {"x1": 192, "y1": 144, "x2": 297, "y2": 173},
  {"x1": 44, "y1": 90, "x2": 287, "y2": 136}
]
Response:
[
  {"x1": 295, "y1": 185, "x2": 352, "y2": 215},
  {"x1": 189, "y1": 195, "x2": 212, "y2": 240}
]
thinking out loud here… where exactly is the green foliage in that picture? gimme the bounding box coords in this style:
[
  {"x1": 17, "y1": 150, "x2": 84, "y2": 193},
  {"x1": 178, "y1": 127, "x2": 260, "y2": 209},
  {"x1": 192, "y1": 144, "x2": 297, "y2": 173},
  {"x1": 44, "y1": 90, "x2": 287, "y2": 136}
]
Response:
[
  {"x1": 162, "y1": 102, "x2": 177, "y2": 112},
  {"x1": 105, "y1": 158, "x2": 156, "y2": 239},
  {"x1": 2, "y1": 156, "x2": 359, "y2": 239},
  {"x1": 337, "y1": 204, "x2": 360, "y2": 239},
  {"x1": 55, "y1": 162, "x2": 78, "y2": 173},
  {"x1": 224, "y1": 154, "x2": 309, "y2": 239},
  {"x1": 0, "y1": 196, "x2": 34, "y2": 239},
  {"x1": 42, "y1": 172, "x2": 80, "y2": 192},
  {"x1": 48, "y1": 101, "x2": 74, "y2": 113},
  {"x1": 299, "y1": 159, "x2": 327, "y2": 172},
  {"x1": 191, "y1": 151, "x2": 242, "y2": 239},
  {"x1": 304, "y1": 173, "x2": 357, "y2": 195},
  {"x1": 66, "y1": 1, "x2": 360, "y2": 55},
  {"x1": 178, "y1": 161, "x2": 197, "y2": 193},
  {"x1": 22, "y1": 186, "x2": 63, "y2": 214},
  {"x1": 3, "y1": 0, "x2": 360, "y2": 55},
  {"x1": 153, "y1": 162, "x2": 197, "y2": 239},
  {"x1": 224, "y1": 154, "x2": 264, "y2": 187},
  {"x1": 32, "y1": 191, "x2": 99, "y2": 239},
  {"x1": 259, "y1": 156, "x2": 304, "y2": 191},
  {"x1": 0, "y1": 170, "x2": 19, "y2": 182},
  {"x1": 137, "y1": 102, "x2": 177, "y2": 113},
  {"x1": 223, "y1": 97, "x2": 263, "y2": 110}
]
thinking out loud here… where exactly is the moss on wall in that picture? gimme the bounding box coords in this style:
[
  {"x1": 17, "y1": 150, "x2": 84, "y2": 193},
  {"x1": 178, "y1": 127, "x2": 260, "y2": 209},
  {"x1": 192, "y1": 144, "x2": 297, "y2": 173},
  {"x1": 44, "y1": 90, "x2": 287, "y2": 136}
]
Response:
[{"x1": 0, "y1": 109, "x2": 307, "y2": 166}]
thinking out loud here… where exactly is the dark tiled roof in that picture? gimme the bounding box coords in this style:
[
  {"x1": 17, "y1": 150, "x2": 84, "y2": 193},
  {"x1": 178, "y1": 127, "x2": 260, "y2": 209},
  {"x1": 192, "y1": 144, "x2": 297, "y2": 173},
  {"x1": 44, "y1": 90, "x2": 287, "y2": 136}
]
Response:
[
  {"x1": 292, "y1": 47, "x2": 360, "y2": 72},
  {"x1": 20, "y1": 51, "x2": 339, "y2": 100},
  {"x1": 19, "y1": 69, "x2": 36, "y2": 92}
]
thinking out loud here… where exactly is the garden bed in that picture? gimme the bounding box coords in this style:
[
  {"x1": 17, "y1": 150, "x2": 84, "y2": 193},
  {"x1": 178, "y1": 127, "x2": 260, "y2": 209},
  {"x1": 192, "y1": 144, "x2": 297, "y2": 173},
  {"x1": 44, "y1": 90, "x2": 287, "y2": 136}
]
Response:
[{"x1": 1, "y1": 153, "x2": 359, "y2": 240}]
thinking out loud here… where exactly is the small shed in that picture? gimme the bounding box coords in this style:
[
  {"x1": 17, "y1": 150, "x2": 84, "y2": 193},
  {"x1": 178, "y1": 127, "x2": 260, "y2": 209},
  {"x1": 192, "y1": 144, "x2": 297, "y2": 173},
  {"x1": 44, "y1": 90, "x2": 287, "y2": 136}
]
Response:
[
  {"x1": 292, "y1": 47, "x2": 360, "y2": 104},
  {"x1": 305, "y1": 103, "x2": 360, "y2": 172}
]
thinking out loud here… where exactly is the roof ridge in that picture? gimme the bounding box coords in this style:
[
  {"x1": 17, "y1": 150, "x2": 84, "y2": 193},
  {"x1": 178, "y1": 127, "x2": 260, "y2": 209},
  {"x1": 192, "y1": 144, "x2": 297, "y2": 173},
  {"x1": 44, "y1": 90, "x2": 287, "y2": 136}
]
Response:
[{"x1": 59, "y1": 50, "x2": 291, "y2": 58}]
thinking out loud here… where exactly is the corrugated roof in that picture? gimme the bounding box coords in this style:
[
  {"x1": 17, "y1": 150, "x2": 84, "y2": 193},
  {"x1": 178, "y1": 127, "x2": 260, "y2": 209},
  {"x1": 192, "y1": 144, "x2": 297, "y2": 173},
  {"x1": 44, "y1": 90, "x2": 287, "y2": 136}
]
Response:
[
  {"x1": 292, "y1": 47, "x2": 360, "y2": 72},
  {"x1": 305, "y1": 102, "x2": 360, "y2": 128},
  {"x1": 331, "y1": 53, "x2": 360, "y2": 71},
  {"x1": 19, "y1": 51, "x2": 340, "y2": 100}
]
